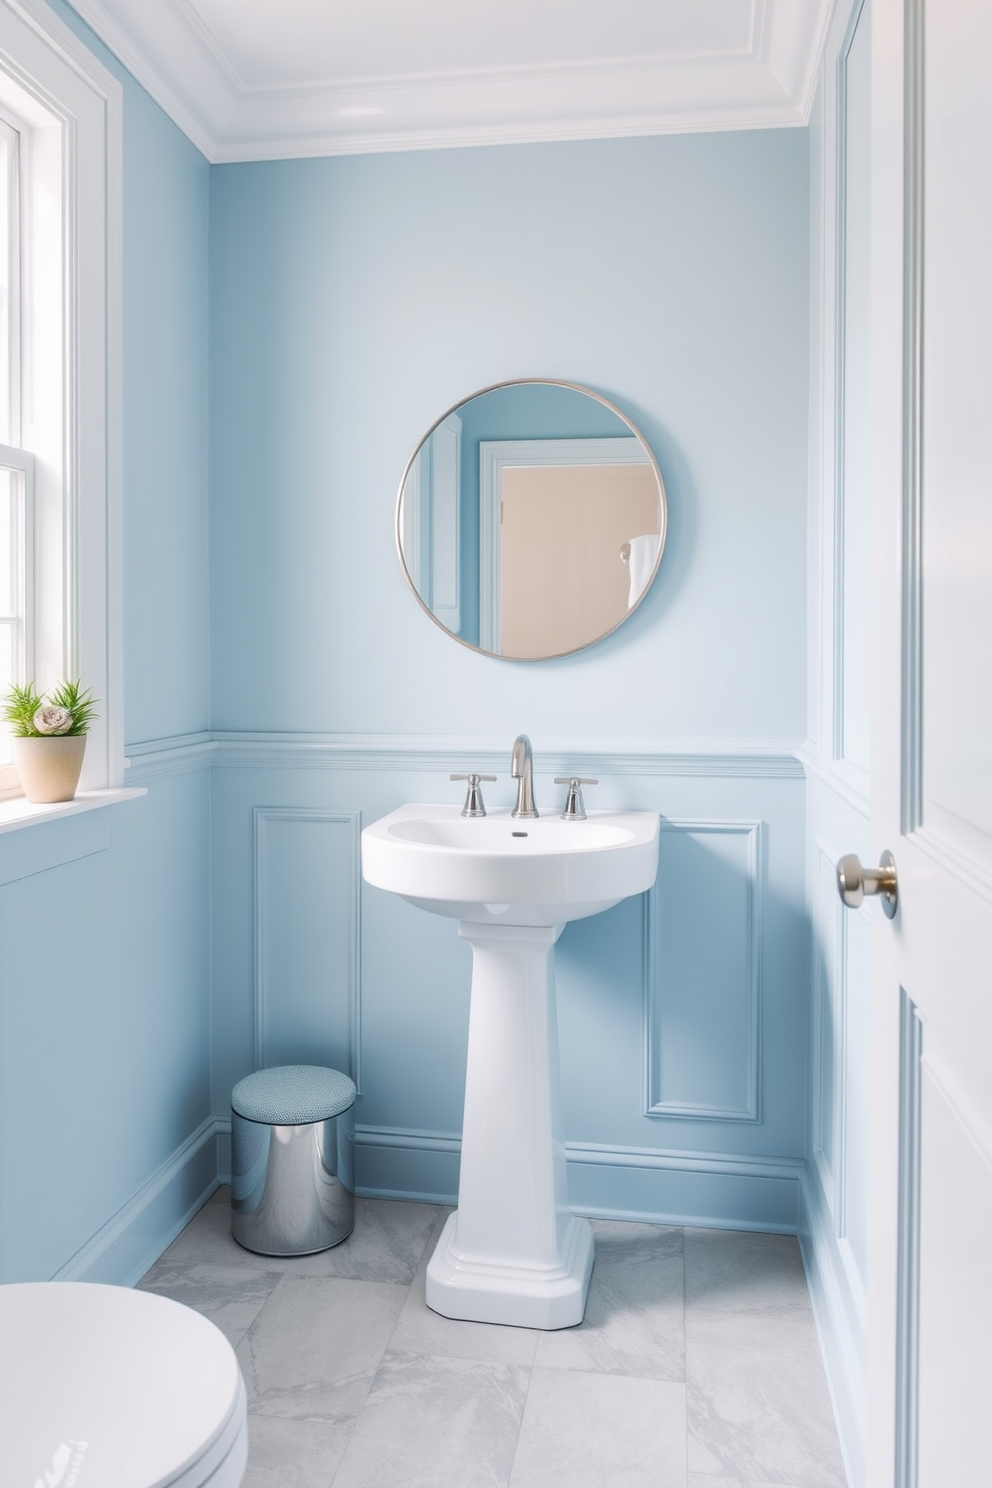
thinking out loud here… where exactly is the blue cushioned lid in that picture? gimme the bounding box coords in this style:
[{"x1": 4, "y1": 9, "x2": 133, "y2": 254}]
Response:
[{"x1": 231, "y1": 1065, "x2": 356, "y2": 1124}]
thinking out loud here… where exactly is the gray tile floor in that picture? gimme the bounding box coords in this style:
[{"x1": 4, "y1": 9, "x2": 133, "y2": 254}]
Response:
[{"x1": 138, "y1": 1190, "x2": 848, "y2": 1488}]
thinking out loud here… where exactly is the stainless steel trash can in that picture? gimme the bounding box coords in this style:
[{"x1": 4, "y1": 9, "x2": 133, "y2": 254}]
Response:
[{"x1": 231, "y1": 1065, "x2": 356, "y2": 1256}]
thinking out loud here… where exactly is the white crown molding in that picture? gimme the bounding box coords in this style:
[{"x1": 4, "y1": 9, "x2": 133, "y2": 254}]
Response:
[
  {"x1": 760, "y1": 0, "x2": 835, "y2": 123},
  {"x1": 67, "y1": 0, "x2": 834, "y2": 163},
  {"x1": 67, "y1": 0, "x2": 238, "y2": 158}
]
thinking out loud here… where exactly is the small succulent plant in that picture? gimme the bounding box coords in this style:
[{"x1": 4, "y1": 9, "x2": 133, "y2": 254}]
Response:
[{"x1": 2, "y1": 679, "x2": 98, "y2": 737}]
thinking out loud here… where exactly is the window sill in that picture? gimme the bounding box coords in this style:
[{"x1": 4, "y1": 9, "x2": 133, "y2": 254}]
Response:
[{"x1": 0, "y1": 787, "x2": 146, "y2": 835}]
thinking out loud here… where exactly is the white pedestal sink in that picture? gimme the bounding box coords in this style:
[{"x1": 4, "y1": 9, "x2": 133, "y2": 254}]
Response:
[{"x1": 362, "y1": 802, "x2": 659, "y2": 1329}]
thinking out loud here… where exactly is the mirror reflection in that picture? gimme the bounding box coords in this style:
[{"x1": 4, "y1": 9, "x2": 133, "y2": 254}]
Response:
[{"x1": 397, "y1": 380, "x2": 666, "y2": 660}]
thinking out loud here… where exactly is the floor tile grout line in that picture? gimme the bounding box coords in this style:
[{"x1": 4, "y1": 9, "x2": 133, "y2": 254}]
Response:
[
  {"x1": 500, "y1": 1354, "x2": 534, "y2": 1488},
  {"x1": 327, "y1": 1304, "x2": 406, "y2": 1488}
]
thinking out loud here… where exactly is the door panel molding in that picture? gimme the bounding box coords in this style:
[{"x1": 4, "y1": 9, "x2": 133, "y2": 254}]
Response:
[
  {"x1": 910, "y1": 823, "x2": 992, "y2": 907},
  {"x1": 832, "y1": 0, "x2": 871, "y2": 778},
  {"x1": 895, "y1": 989, "x2": 922, "y2": 1488},
  {"x1": 901, "y1": 0, "x2": 924, "y2": 835}
]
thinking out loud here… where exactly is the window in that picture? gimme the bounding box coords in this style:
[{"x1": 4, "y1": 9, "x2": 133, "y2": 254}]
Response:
[
  {"x1": 0, "y1": 109, "x2": 31, "y2": 784},
  {"x1": 0, "y1": 0, "x2": 122, "y2": 801}
]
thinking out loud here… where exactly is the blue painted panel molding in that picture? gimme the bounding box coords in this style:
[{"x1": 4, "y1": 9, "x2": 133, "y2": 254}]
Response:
[
  {"x1": 0, "y1": 758, "x2": 213, "y2": 1287},
  {"x1": 202, "y1": 728, "x2": 808, "y2": 1234},
  {"x1": 646, "y1": 820, "x2": 762, "y2": 1122}
]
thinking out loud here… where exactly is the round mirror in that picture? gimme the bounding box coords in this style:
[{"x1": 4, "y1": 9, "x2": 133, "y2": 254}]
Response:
[{"x1": 396, "y1": 379, "x2": 667, "y2": 660}]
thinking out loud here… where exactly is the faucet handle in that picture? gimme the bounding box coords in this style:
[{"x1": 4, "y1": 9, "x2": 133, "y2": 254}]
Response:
[
  {"x1": 451, "y1": 773, "x2": 497, "y2": 818},
  {"x1": 554, "y1": 777, "x2": 598, "y2": 821}
]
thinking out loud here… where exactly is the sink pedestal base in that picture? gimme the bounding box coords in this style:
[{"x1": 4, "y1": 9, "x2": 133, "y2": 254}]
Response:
[{"x1": 425, "y1": 921, "x2": 594, "y2": 1330}]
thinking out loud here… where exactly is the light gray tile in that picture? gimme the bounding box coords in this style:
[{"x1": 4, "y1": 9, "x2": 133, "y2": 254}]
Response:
[
  {"x1": 295, "y1": 1198, "x2": 440, "y2": 1283},
  {"x1": 510, "y1": 1367, "x2": 687, "y2": 1488},
  {"x1": 243, "y1": 1413, "x2": 350, "y2": 1488},
  {"x1": 158, "y1": 1192, "x2": 439, "y2": 1284},
  {"x1": 534, "y1": 1221, "x2": 684, "y2": 1381},
  {"x1": 684, "y1": 1229, "x2": 810, "y2": 1316},
  {"x1": 332, "y1": 1350, "x2": 529, "y2": 1488},
  {"x1": 158, "y1": 1191, "x2": 272, "y2": 1270},
  {"x1": 387, "y1": 1209, "x2": 540, "y2": 1366},
  {"x1": 686, "y1": 1309, "x2": 845, "y2": 1487},
  {"x1": 237, "y1": 1275, "x2": 407, "y2": 1423},
  {"x1": 137, "y1": 1260, "x2": 282, "y2": 1348}
]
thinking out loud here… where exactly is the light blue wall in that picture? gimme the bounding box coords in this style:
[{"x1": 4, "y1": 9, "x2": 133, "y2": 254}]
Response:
[
  {"x1": 209, "y1": 134, "x2": 809, "y2": 740},
  {"x1": 122, "y1": 80, "x2": 211, "y2": 743},
  {"x1": 209, "y1": 132, "x2": 812, "y2": 1225},
  {"x1": 0, "y1": 4, "x2": 214, "y2": 1285}
]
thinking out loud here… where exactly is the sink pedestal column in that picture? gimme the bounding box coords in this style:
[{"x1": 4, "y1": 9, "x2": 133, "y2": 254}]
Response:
[{"x1": 425, "y1": 921, "x2": 594, "y2": 1329}]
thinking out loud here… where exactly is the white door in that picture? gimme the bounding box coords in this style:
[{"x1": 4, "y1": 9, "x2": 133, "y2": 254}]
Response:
[{"x1": 860, "y1": 2, "x2": 992, "y2": 1483}]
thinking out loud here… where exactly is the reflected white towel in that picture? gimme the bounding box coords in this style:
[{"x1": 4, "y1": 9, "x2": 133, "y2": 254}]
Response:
[{"x1": 626, "y1": 533, "x2": 661, "y2": 608}]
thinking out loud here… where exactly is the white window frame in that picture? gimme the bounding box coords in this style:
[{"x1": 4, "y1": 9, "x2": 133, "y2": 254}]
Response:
[{"x1": 0, "y1": 0, "x2": 122, "y2": 801}]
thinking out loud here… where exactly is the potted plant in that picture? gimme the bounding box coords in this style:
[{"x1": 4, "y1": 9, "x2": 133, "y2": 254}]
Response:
[{"x1": 2, "y1": 680, "x2": 98, "y2": 803}]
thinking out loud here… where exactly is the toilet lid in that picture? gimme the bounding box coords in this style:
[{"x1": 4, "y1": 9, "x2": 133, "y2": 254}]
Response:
[{"x1": 0, "y1": 1282, "x2": 248, "y2": 1488}]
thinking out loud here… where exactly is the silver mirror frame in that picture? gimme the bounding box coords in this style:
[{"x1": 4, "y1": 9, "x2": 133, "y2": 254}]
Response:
[{"x1": 396, "y1": 377, "x2": 667, "y2": 661}]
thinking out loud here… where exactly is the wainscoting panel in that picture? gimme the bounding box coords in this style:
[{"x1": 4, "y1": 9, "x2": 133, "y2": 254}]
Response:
[
  {"x1": 646, "y1": 820, "x2": 761, "y2": 1121},
  {"x1": 204, "y1": 741, "x2": 809, "y2": 1253},
  {"x1": 253, "y1": 807, "x2": 361, "y2": 1084},
  {"x1": 0, "y1": 765, "x2": 213, "y2": 1286}
]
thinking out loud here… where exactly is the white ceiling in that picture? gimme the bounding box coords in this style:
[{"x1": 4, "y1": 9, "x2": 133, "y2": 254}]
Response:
[{"x1": 67, "y1": 0, "x2": 833, "y2": 163}]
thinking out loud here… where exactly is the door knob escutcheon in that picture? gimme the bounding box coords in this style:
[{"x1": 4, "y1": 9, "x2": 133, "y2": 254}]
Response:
[{"x1": 836, "y1": 850, "x2": 898, "y2": 919}]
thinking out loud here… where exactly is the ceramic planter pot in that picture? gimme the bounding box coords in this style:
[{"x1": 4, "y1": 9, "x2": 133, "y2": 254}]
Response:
[{"x1": 12, "y1": 734, "x2": 86, "y2": 803}]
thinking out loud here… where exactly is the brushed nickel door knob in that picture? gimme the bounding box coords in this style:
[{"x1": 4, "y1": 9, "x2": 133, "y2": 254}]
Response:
[{"x1": 836, "y1": 850, "x2": 899, "y2": 919}]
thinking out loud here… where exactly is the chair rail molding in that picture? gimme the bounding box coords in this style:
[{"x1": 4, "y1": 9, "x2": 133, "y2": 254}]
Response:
[{"x1": 211, "y1": 731, "x2": 806, "y2": 779}]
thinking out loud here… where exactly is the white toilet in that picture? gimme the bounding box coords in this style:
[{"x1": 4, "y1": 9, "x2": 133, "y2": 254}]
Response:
[{"x1": 0, "y1": 1282, "x2": 248, "y2": 1487}]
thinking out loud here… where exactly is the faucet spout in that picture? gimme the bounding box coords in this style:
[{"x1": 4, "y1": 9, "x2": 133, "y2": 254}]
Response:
[{"x1": 510, "y1": 734, "x2": 538, "y2": 818}]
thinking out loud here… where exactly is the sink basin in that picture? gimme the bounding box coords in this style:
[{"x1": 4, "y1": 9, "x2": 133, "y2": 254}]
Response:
[
  {"x1": 361, "y1": 803, "x2": 659, "y2": 925},
  {"x1": 361, "y1": 797, "x2": 659, "y2": 1330}
]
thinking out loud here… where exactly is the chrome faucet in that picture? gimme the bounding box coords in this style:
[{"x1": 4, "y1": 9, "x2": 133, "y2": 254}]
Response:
[{"x1": 510, "y1": 734, "x2": 538, "y2": 818}]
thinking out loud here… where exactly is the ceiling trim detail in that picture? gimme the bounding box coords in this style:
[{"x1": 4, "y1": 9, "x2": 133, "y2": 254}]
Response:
[{"x1": 67, "y1": 0, "x2": 833, "y2": 164}]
